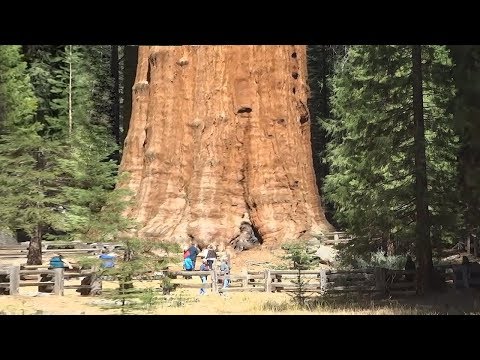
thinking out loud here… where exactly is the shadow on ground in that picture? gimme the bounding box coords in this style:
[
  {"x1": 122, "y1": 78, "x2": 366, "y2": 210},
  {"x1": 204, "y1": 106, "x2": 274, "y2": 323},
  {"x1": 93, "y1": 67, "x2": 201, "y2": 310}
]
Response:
[{"x1": 303, "y1": 286, "x2": 480, "y2": 314}]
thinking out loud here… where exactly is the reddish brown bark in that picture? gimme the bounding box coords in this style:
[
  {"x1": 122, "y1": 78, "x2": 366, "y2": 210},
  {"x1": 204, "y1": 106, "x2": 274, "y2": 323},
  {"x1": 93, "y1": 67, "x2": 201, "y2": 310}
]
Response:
[{"x1": 119, "y1": 45, "x2": 333, "y2": 250}]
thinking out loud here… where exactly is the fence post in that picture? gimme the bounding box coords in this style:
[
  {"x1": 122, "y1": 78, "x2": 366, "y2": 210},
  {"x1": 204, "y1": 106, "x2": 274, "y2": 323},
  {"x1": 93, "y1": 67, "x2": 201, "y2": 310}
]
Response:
[
  {"x1": 9, "y1": 265, "x2": 20, "y2": 295},
  {"x1": 374, "y1": 267, "x2": 386, "y2": 295},
  {"x1": 264, "y1": 269, "x2": 272, "y2": 293},
  {"x1": 242, "y1": 268, "x2": 248, "y2": 288},
  {"x1": 53, "y1": 268, "x2": 64, "y2": 296},
  {"x1": 319, "y1": 269, "x2": 327, "y2": 294},
  {"x1": 211, "y1": 270, "x2": 218, "y2": 293}
]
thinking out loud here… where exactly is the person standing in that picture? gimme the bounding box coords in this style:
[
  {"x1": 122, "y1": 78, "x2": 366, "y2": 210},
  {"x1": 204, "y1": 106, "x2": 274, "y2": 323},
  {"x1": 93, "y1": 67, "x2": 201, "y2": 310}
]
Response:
[
  {"x1": 199, "y1": 259, "x2": 210, "y2": 295},
  {"x1": 205, "y1": 244, "x2": 217, "y2": 271},
  {"x1": 188, "y1": 243, "x2": 200, "y2": 270},
  {"x1": 220, "y1": 258, "x2": 230, "y2": 289}
]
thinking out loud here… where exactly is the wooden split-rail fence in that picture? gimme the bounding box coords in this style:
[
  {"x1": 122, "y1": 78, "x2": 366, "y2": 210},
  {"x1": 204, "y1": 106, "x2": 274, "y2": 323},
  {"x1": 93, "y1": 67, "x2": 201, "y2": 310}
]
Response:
[
  {"x1": 0, "y1": 263, "x2": 478, "y2": 297},
  {"x1": 0, "y1": 265, "x2": 96, "y2": 296},
  {"x1": 321, "y1": 231, "x2": 353, "y2": 246},
  {"x1": 163, "y1": 263, "x2": 480, "y2": 295},
  {"x1": 0, "y1": 242, "x2": 122, "y2": 259},
  {"x1": 167, "y1": 268, "x2": 416, "y2": 295}
]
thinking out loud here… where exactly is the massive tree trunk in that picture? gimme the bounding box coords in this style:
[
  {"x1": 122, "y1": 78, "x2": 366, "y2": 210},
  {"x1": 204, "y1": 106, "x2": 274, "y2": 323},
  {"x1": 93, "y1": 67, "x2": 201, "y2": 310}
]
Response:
[{"x1": 118, "y1": 46, "x2": 333, "y2": 250}]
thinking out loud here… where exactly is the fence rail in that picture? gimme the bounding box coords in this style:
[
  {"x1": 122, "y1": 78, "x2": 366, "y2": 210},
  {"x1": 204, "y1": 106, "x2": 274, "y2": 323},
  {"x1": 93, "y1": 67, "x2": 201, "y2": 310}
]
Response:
[
  {"x1": 1, "y1": 262, "x2": 479, "y2": 297},
  {"x1": 0, "y1": 265, "x2": 97, "y2": 296},
  {"x1": 0, "y1": 242, "x2": 122, "y2": 259},
  {"x1": 166, "y1": 263, "x2": 480, "y2": 296},
  {"x1": 321, "y1": 232, "x2": 353, "y2": 245}
]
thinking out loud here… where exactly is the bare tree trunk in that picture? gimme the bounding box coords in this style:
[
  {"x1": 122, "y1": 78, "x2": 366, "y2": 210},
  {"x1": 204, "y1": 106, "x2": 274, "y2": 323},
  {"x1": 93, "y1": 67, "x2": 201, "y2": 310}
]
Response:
[
  {"x1": 68, "y1": 45, "x2": 73, "y2": 136},
  {"x1": 111, "y1": 45, "x2": 120, "y2": 146},
  {"x1": 118, "y1": 46, "x2": 333, "y2": 250},
  {"x1": 412, "y1": 45, "x2": 433, "y2": 293},
  {"x1": 122, "y1": 45, "x2": 138, "y2": 147},
  {"x1": 27, "y1": 224, "x2": 42, "y2": 265}
]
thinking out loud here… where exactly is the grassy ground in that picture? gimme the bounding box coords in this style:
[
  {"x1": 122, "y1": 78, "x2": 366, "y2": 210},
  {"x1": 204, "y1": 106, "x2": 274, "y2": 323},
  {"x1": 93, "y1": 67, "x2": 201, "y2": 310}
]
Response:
[{"x1": 1, "y1": 277, "x2": 480, "y2": 315}]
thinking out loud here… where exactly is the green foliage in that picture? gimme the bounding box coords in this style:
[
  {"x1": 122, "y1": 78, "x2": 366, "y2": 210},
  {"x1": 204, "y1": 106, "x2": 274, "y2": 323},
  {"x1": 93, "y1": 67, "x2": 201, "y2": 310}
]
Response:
[
  {"x1": 282, "y1": 242, "x2": 316, "y2": 270},
  {"x1": 53, "y1": 45, "x2": 127, "y2": 242},
  {"x1": 336, "y1": 249, "x2": 406, "y2": 270},
  {"x1": 99, "y1": 238, "x2": 181, "y2": 313},
  {"x1": 0, "y1": 45, "x2": 128, "y2": 264},
  {"x1": 282, "y1": 242, "x2": 316, "y2": 307},
  {"x1": 0, "y1": 46, "x2": 65, "y2": 250},
  {"x1": 323, "y1": 45, "x2": 460, "y2": 259},
  {"x1": 450, "y1": 46, "x2": 480, "y2": 240},
  {"x1": 307, "y1": 46, "x2": 348, "y2": 223}
]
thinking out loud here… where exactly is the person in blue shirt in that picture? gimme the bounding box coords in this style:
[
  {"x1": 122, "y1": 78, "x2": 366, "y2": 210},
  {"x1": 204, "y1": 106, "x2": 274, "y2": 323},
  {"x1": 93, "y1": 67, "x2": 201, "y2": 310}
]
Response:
[
  {"x1": 49, "y1": 254, "x2": 73, "y2": 269},
  {"x1": 99, "y1": 248, "x2": 116, "y2": 268},
  {"x1": 183, "y1": 256, "x2": 194, "y2": 271}
]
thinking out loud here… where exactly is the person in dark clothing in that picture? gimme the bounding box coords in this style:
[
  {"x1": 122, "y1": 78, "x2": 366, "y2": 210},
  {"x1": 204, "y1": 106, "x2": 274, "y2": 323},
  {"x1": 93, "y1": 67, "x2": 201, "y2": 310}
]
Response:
[
  {"x1": 199, "y1": 259, "x2": 210, "y2": 295},
  {"x1": 404, "y1": 255, "x2": 416, "y2": 282},
  {"x1": 188, "y1": 243, "x2": 199, "y2": 270},
  {"x1": 205, "y1": 244, "x2": 217, "y2": 270}
]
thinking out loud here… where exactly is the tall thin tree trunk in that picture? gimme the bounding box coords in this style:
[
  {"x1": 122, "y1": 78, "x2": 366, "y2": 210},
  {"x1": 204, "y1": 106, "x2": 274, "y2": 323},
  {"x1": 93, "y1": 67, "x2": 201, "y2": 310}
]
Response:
[
  {"x1": 111, "y1": 45, "x2": 120, "y2": 146},
  {"x1": 68, "y1": 45, "x2": 73, "y2": 136},
  {"x1": 122, "y1": 45, "x2": 138, "y2": 147},
  {"x1": 119, "y1": 46, "x2": 333, "y2": 250},
  {"x1": 320, "y1": 46, "x2": 329, "y2": 117},
  {"x1": 306, "y1": 46, "x2": 324, "y2": 215},
  {"x1": 411, "y1": 45, "x2": 433, "y2": 293}
]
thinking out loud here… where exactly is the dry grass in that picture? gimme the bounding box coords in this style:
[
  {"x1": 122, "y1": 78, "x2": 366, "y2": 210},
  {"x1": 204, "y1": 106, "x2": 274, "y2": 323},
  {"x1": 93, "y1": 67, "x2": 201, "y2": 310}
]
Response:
[{"x1": 2, "y1": 278, "x2": 479, "y2": 315}]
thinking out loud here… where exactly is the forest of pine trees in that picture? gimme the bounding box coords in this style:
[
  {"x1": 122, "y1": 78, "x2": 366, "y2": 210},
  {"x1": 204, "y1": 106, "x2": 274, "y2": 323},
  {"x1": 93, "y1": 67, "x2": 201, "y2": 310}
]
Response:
[{"x1": 0, "y1": 45, "x2": 478, "y2": 292}]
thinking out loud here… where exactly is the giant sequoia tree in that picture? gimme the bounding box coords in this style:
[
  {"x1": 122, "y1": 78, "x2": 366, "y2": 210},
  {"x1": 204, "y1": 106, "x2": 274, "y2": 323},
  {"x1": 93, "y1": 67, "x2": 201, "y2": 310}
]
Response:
[{"x1": 119, "y1": 45, "x2": 333, "y2": 249}]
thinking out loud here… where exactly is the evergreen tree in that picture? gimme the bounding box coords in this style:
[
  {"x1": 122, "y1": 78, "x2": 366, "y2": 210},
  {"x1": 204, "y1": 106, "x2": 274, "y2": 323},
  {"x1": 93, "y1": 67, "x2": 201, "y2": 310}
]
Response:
[
  {"x1": 0, "y1": 45, "x2": 65, "y2": 264},
  {"x1": 54, "y1": 45, "x2": 129, "y2": 242},
  {"x1": 21, "y1": 45, "x2": 129, "y2": 245},
  {"x1": 450, "y1": 46, "x2": 480, "y2": 255},
  {"x1": 323, "y1": 45, "x2": 459, "y2": 272},
  {"x1": 307, "y1": 45, "x2": 348, "y2": 225},
  {"x1": 100, "y1": 238, "x2": 181, "y2": 314}
]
